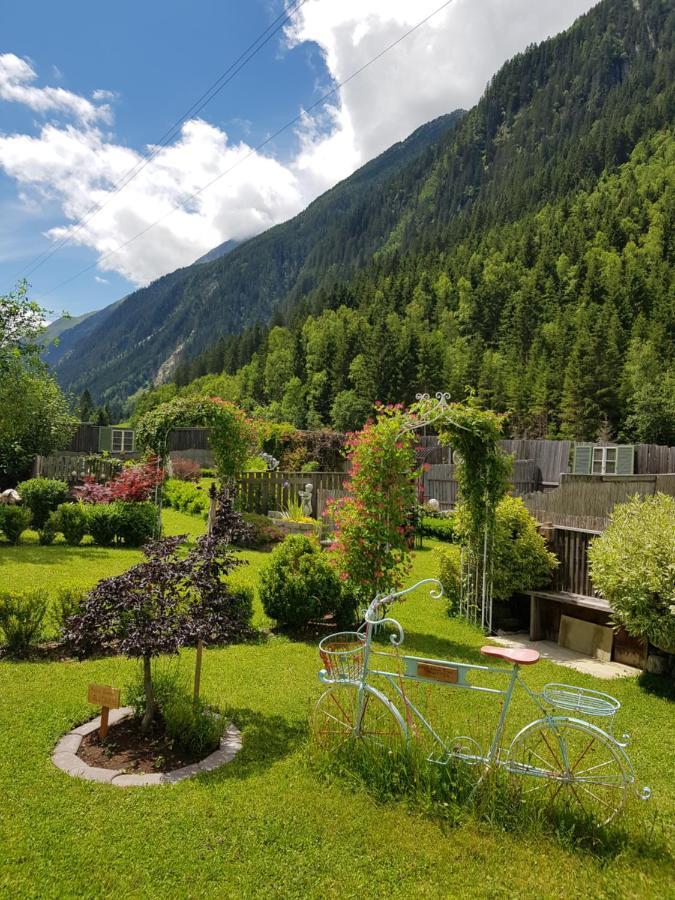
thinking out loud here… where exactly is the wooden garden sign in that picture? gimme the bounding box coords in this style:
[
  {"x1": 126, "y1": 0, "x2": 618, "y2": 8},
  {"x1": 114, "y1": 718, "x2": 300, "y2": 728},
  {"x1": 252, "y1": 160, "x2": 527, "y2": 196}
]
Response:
[{"x1": 87, "y1": 683, "x2": 121, "y2": 739}]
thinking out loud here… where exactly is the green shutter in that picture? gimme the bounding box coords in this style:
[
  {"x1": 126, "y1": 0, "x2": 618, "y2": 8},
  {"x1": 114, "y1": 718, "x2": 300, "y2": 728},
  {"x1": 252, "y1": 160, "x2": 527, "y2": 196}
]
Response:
[
  {"x1": 616, "y1": 445, "x2": 635, "y2": 475},
  {"x1": 572, "y1": 443, "x2": 593, "y2": 474},
  {"x1": 98, "y1": 426, "x2": 112, "y2": 452}
]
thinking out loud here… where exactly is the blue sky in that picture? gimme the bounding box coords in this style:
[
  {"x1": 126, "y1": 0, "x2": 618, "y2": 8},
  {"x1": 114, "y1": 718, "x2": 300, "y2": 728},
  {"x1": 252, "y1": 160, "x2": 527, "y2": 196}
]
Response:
[
  {"x1": 0, "y1": 1, "x2": 330, "y2": 316},
  {"x1": 0, "y1": 0, "x2": 597, "y2": 319}
]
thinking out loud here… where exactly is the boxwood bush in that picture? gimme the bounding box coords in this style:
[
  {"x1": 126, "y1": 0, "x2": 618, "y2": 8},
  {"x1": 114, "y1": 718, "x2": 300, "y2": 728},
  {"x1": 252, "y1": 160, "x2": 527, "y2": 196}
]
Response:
[
  {"x1": 86, "y1": 503, "x2": 120, "y2": 546},
  {"x1": 422, "y1": 514, "x2": 456, "y2": 542},
  {"x1": 0, "y1": 590, "x2": 48, "y2": 657},
  {"x1": 0, "y1": 505, "x2": 32, "y2": 544},
  {"x1": 53, "y1": 502, "x2": 89, "y2": 546},
  {"x1": 588, "y1": 493, "x2": 675, "y2": 653},
  {"x1": 16, "y1": 478, "x2": 70, "y2": 529},
  {"x1": 260, "y1": 535, "x2": 355, "y2": 628},
  {"x1": 115, "y1": 501, "x2": 157, "y2": 546}
]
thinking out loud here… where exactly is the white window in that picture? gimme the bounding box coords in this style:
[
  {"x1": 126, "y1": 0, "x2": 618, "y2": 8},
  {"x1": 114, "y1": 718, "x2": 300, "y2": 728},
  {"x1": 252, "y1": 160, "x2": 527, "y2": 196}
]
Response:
[
  {"x1": 111, "y1": 429, "x2": 134, "y2": 453},
  {"x1": 592, "y1": 446, "x2": 617, "y2": 475}
]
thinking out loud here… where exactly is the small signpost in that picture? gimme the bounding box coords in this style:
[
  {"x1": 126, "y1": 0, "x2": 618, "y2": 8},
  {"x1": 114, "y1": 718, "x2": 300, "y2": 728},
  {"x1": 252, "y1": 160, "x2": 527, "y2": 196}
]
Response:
[{"x1": 87, "y1": 683, "x2": 121, "y2": 740}]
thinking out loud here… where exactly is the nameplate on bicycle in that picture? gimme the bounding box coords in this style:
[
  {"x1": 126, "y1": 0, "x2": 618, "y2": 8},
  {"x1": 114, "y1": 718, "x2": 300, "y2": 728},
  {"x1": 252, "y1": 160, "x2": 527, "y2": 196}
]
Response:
[{"x1": 417, "y1": 662, "x2": 459, "y2": 683}]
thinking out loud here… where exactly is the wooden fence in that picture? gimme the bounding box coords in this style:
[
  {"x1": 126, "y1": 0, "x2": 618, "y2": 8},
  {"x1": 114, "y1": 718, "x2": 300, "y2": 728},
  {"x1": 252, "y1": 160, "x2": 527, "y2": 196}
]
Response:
[
  {"x1": 236, "y1": 471, "x2": 347, "y2": 518},
  {"x1": 523, "y1": 473, "x2": 675, "y2": 530},
  {"x1": 548, "y1": 525, "x2": 600, "y2": 598},
  {"x1": 498, "y1": 439, "x2": 571, "y2": 487},
  {"x1": 66, "y1": 423, "x2": 101, "y2": 453},
  {"x1": 635, "y1": 443, "x2": 675, "y2": 474},
  {"x1": 34, "y1": 453, "x2": 121, "y2": 483},
  {"x1": 168, "y1": 428, "x2": 212, "y2": 451},
  {"x1": 422, "y1": 459, "x2": 542, "y2": 509}
]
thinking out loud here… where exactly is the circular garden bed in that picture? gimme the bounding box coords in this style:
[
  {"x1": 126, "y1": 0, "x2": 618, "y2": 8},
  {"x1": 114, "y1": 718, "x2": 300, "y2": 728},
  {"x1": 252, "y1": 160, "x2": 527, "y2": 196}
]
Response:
[{"x1": 52, "y1": 708, "x2": 241, "y2": 786}]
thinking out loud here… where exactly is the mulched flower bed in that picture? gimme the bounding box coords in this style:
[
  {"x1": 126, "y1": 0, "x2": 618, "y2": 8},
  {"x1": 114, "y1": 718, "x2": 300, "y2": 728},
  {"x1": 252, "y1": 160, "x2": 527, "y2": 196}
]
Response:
[{"x1": 77, "y1": 716, "x2": 210, "y2": 774}]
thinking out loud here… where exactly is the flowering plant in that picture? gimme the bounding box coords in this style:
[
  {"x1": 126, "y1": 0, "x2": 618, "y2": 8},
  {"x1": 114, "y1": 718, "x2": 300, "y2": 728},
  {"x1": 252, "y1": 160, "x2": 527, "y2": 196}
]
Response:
[{"x1": 328, "y1": 405, "x2": 417, "y2": 599}]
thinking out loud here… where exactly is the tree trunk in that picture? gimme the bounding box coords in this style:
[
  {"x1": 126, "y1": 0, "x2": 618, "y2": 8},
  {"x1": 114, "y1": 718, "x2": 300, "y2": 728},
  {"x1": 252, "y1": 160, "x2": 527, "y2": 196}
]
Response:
[{"x1": 141, "y1": 655, "x2": 155, "y2": 734}]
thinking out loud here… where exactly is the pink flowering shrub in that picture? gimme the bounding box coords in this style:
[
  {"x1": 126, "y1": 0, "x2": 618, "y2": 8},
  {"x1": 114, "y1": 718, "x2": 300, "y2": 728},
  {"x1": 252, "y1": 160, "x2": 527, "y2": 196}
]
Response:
[
  {"x1": 74, "y1": 459, "x2": 165, "y2": 504},
  {"x1": 328, "y1": 404, "x2": 418, "y2": 600}
]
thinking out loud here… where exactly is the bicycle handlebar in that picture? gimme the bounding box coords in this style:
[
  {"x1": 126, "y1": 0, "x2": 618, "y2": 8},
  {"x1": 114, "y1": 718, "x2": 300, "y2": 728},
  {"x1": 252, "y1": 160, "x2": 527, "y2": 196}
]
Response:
[{"x1": 364, "y1": 578, "x2": 444, "y2": 626}]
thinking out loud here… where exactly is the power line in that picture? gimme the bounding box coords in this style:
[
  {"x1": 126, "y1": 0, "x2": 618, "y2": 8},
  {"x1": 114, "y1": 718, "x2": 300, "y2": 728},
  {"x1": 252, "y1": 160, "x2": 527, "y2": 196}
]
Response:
[
  {"x1": 40, "y1": 0, "x2": 457, "y2": 299},
  {"x1": 8, "y1": 0, "x2": 307, "y2": 287}
]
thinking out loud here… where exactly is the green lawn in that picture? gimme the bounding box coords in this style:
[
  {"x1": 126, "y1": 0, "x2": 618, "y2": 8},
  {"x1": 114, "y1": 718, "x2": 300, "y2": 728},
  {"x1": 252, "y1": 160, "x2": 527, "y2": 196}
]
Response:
[{"x1": 0, "y1": 522, "x2": 673, "y2": 898}]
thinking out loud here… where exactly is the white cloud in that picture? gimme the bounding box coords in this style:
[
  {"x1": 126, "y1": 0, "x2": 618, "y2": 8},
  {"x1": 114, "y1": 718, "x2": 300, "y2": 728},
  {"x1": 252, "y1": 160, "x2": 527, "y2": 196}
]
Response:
[
  {"x1": 0, "y1": 1, "x2": 597, "y2": 287},
  {"x1": 94, "y1": 275, "x2": 109, "y2": 284},
  {"x1": 0, "y1": 54, "x2": 111, "y2": 124},
  {"x1": 288, "y1": 0, "x2": 598, "y2": 177}
]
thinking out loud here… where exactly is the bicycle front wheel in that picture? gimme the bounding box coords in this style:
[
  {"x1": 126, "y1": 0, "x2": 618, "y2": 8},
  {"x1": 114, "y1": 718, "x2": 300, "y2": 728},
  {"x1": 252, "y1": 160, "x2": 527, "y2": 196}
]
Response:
[
  {"x1": 312, "y1": 684, "x2": 406, "y2": 753},
  {"x1": 507, "y1": 717, "x2": 630, "y2": 825}
]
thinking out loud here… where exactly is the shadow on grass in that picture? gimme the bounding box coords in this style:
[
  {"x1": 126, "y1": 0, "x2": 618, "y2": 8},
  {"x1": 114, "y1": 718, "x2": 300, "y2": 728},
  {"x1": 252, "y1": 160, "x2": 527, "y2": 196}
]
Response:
[
  {"x1": 384, "y1": 628, "x2": 486, "y2": 665},
  {"x1": 310, "y1": 737, "x2": 672, "y2": 864},
  {"x1": 638, "y1": 671, "x2": 675, "y2": 701},
  {"x1": 204, "y1": 706, "x2": 306, "y2": 782},
  {"x1": 0, "y1": 543, "x2": 134, "y2": 567}
]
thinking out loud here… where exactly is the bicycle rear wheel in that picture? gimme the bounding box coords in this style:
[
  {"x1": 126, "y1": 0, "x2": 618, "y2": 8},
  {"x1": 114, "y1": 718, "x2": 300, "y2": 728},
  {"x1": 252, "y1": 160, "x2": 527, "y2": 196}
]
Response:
[
  {"x1": 507, "y1": 717, "x2": 630, "y2": 825},
  {"x1": 312, "y1": 684, "x2": 406, "y2": 752}
]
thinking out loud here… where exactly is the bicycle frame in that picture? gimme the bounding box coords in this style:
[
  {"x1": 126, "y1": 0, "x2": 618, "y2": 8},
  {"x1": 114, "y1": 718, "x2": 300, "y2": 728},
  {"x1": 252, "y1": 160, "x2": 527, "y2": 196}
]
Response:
[
  {"x1": 353, "y1": 580, "x2": 618, "y2": 770},
  {"x1": 316, "y1": 579, "x2": 649, "y2": 823}
]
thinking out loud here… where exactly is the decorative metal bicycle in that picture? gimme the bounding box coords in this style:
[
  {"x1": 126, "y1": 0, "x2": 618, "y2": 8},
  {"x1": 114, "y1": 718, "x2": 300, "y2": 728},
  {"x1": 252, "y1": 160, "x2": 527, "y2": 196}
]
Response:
[{"x1": 313, "y1": 579, "x2": 650, "y2": 825}]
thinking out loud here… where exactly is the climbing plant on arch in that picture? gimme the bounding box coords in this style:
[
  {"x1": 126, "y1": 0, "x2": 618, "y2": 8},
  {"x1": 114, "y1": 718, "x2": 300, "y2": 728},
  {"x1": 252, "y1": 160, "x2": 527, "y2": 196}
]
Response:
[
  {"x1": 412, "y1": 393, "x2": 511, "y2": 631},
  {"x1": 136, "y1": 396, "x2": 254, "y2": 480}
]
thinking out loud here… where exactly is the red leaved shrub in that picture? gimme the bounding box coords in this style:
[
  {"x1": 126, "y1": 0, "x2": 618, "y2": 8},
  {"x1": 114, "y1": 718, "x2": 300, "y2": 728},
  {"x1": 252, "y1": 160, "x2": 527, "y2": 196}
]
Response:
[
  {"x1": 73, "y1": 460, "x2": 165, "y2": 504},
  {"x1": 170, "y1": 457, "x2": 202, "y2": 482}
]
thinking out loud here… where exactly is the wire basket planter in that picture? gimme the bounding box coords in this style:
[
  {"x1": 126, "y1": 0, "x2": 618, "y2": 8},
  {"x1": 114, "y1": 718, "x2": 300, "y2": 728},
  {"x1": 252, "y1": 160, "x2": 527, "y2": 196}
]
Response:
[
  {"x1": 319, "y1": 632, "x2": 366, "y2": 683},
  {"x1": 542, "y1": 683, "x2": 620, "y2": 718}
]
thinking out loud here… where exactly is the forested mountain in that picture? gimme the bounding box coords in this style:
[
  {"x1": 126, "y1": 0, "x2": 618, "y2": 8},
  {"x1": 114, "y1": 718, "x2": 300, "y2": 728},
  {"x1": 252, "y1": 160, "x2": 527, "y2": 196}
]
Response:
[
  {"x1": 60, "y1": 0, "x2": 673, "y2": 442},
  {"x1": 50, "y1": 112, "x2": 463, "y2": 406}
]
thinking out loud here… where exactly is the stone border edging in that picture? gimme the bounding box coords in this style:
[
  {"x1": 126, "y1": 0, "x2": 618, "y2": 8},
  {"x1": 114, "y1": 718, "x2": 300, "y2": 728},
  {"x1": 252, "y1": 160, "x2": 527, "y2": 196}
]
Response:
[{"x1": 52, "y1": 707, "x2": 242, "y2": 786}]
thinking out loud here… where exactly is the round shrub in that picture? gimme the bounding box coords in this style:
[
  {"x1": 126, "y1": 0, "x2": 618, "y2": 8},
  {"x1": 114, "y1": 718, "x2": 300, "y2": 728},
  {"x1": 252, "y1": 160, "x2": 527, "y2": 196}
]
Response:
[
  {"x1": 448, "y1": 496, "x2": 557, "y2": 603},
  {"x1": 38, "y1": 512, "x2": 58, "y2": 545},
  {"x1": 16, "y1": 478, "x2": 69, "y2": 529},
  {"x1": 86, "y1": 503, "x2": 120, "y2": 546},
  {"x1": 588, "y1": 493, "x2": 675, "y2": 652},
  {"x1": 115, "y1": 500, "x2": 157, "y2": 546},
  {"x1": 0, "y1": 504, "x2": 32, "y2": 544},
  {"x1": 259, "y1": 535, "x2": 344, "y2": 629},
  {"x1": 0, "y1": 590, "x2": 47, "y2": 657},
  {"x1": 54, "y1": 502, "x2": 88, "y2": 546}
]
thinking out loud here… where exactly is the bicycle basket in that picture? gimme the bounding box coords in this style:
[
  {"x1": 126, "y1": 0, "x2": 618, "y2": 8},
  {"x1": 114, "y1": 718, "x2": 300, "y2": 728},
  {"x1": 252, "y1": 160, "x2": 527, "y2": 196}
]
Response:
[
  {"x1": 542, "y1": 683, "x2": 620, "y2": 718},
  {"x1": 319, "y1": 632, "x2": 366, "y2": 682}
]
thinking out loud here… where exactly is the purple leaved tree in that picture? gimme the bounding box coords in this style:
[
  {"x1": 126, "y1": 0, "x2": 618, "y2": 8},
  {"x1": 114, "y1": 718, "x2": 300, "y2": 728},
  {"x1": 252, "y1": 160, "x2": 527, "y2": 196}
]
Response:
[{"x1": 64, "y1": 487, "x2": 253, "y2": 732}]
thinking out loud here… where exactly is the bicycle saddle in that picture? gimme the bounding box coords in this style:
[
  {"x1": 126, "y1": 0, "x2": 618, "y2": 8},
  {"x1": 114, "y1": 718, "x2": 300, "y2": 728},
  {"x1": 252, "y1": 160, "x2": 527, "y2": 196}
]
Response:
[{"x1": 481, "y1": 645, "x2": 540, "y2": 665}]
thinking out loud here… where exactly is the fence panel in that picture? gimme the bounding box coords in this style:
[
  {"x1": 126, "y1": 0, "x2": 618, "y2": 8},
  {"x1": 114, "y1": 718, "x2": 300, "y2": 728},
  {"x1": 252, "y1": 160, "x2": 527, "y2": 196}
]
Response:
[
  {"x1": 549, "y1": 526, "x2": 601, "y2": 598},
  {"x1": 422, "y1": 459, "x2": 541, "y2": 508},
  {"x1": 635, "y1": 443, "x2": 675, "y2": 474},
  {"x1": 522, "y1": 473, "x2": 659, "y2": 529},
  {"x1": 34, "y1": 454, "x2": 120, "y2": 483},
  {"x1": 237, "y1": 471, "x2": 349, "y2": 517}
]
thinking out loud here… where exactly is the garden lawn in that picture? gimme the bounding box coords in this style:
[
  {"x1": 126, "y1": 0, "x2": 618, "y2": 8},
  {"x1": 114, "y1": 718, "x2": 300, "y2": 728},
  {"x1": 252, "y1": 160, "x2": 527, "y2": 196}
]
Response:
[
  {"x1": 0, "y1": 507, "x2": 211, "y2": 599},
  {"x1": 0, "y1": 536, "x2": 673, "y2": 898}
]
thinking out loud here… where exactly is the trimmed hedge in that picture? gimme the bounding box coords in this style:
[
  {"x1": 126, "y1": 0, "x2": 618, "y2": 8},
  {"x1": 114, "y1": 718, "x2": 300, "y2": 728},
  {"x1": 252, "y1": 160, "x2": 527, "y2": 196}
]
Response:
[
  {"x1": 421, "y1": 515, "x2": 456, "y2": 542},
  {"x1": 163, "y1": 479, "x2": 209, "y2": 518}
]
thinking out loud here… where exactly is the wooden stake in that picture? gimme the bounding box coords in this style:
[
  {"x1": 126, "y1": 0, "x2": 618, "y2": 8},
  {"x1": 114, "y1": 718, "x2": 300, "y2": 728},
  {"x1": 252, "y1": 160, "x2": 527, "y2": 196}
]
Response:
[
  {"x1": 100, "y1": 706, "x2": 110, "y2": 740},
  {"x1": 193, "y1": 640, "x2": 204, "y2": 703}
]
